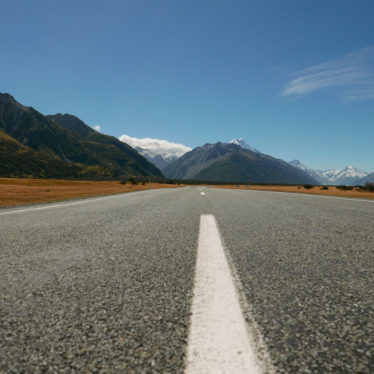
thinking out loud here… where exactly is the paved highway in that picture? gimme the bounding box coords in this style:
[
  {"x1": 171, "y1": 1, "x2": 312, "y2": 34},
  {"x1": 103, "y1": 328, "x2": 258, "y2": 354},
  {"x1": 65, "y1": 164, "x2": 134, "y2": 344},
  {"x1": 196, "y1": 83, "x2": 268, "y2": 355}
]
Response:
[{"x1": 1, "y1": 187, "x2": 373, "y2": 373}]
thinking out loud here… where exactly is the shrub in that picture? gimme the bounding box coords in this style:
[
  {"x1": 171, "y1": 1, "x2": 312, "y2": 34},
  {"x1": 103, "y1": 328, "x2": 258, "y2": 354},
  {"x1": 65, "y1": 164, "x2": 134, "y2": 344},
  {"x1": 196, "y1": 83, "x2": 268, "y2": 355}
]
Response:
[
  {"x1": 303, "y1": 184, "x2": 313, "y2": 189},
  {"x1": 320, "y1": 186, "x2": 329, "y2": 190},
  {"x1": 128, "y1": 177, "x2": 138, "y2": 185},
  {"x1": 163, "y1": 179, "x2": 176, "y2": 184},
  {"x1": 337, "y1": 185, "x2": 353, "y2": 191},
  {"x1": 365, "y1": 182, "x2": 374, "y2": 192}
]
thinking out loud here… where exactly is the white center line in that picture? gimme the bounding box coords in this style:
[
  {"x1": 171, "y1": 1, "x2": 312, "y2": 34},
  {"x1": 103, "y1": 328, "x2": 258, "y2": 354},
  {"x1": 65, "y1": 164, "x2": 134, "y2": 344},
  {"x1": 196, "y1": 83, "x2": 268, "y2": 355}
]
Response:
[{"x1": 185, "y1": 214, "x2": 265, "y2": 374}]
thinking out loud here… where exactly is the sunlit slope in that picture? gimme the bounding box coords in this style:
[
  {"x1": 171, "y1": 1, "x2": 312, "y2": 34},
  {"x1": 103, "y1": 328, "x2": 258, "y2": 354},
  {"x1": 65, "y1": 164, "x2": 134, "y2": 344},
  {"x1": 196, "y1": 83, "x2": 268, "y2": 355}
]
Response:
[
  {"x1": 0, "y1": 131, "x2": 82, "y2": 178},
  {"x1": 0, "y1": 93, "x2": 163, "y2": 178}
]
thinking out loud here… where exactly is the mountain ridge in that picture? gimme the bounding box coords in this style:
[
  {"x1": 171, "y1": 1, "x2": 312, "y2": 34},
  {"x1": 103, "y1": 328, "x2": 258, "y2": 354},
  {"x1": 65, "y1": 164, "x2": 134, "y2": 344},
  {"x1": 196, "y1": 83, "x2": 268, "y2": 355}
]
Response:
[
  {"x1": 0, "y1": 93, "x2": 163, "y2": 179},
  {"x1": 163, "y1": 142, "x2": 318, "y2": 184},
  {"x1": 229, "y1": 138, "x2": 260, "y2": 153},
  {"x1": 290, "y1": 159, "x2": 370, "y2": 185},
  {"x1": 2, "y1": 93, "x2": 370, "y2": 184}
]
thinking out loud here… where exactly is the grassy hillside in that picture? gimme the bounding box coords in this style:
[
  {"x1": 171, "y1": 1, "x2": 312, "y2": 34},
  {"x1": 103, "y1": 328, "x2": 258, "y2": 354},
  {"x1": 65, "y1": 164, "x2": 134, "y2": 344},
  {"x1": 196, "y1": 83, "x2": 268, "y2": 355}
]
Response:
[
  {"x1": 48, "y1": 113, "x2": 162, "y2": 177},
  {"x1": 0, "y1": 93, "x2": 163, "y2": 178},
  {"x1": 0, "y1": 131, "x2": 82, "y2": 178}
]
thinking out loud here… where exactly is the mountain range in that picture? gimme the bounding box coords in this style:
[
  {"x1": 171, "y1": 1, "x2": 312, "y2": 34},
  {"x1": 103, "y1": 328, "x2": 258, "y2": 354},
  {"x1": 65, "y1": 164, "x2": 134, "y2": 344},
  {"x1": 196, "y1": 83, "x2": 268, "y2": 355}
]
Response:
[
  {"x1": 0, "y1": 93, "x2": 162, "y2": 179},
  {"x1": 1, "y1": 93, "x2": 371, "y2": 185},
  {"x1": 122, "y1": 132, "x2": 372, "y2": 185},
  {"x1": 162, "y1": 142, "x2": 318, "y2": 184},
  {"x1": 289, "y1": 160, "x2": 371, "y2": 185}
]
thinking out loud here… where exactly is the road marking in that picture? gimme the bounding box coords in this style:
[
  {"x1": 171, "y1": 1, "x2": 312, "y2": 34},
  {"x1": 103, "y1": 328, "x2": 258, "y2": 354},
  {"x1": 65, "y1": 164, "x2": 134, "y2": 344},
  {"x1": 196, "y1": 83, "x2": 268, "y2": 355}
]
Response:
[
  {"x1": 244, "y1": 189, "x2": 374, "y2": 203},
  {"x1": 296, "y1": 194, "x2": 374, "y2": 203},
  {"x1": 0, "y1": 193, "x2": 134, "y2": 216},
  {"x1": 200, "y1": 192, "x2": 205, "y2": 196},
  {"x1": 0, "y1": 187, "x2": 184, "y2": 216},
  {"x1": 185, "y1": 214, "x2": 265, "y2": 374}
]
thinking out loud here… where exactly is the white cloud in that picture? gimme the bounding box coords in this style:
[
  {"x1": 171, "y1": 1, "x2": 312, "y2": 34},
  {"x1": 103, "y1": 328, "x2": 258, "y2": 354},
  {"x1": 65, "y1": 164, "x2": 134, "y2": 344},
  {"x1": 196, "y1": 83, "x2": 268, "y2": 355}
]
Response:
[
  {"x1": 119, "y1": 134, "x2": 191, "y2": 158},
  {"x1": 94, "y1": 125, "x2": 101, "y2": 132},
  {"x1": 282, "y1": 47, "x2": 374, "y2": 101}
]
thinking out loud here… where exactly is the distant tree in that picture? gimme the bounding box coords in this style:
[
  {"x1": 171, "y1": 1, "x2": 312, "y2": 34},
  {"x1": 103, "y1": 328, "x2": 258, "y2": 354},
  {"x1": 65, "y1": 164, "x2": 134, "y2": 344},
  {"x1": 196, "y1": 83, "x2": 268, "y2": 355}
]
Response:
[
  {"x1": 337, "y1": 185, "x2": 353, "y2": 191},
  {"x1": 128, "y1": 176, "x2": 138, "y2": 185},
  {"x1": 365, "y1": 182, "x2": 374, "y2": 192}
]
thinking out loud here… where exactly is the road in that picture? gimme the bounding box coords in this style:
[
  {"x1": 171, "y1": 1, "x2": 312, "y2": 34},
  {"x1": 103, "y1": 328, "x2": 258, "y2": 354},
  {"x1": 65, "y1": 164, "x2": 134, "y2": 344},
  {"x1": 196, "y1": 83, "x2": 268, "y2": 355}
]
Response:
[{"x1": 1, "y1": 187, "x2": 373, "y2": 373}]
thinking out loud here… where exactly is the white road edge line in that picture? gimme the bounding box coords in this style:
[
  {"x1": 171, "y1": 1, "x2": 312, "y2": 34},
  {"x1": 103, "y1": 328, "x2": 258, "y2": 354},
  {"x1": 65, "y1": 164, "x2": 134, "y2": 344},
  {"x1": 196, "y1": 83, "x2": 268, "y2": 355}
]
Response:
[
  {"x1": 0, "y1": 191, "x2": 147, "y2": 216},
  {"x1": 244, "y1": 189, "x2": 374, "y2": 203},
  {"x1": 185, "y1": 214, "x2": 268, "y2": 374}
]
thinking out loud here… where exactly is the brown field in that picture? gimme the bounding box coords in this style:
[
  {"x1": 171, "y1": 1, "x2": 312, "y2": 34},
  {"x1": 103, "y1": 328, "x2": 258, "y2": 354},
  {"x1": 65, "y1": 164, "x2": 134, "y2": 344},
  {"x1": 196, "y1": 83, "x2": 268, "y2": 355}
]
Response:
[
  {"x1": 0, "y1": 178, "x2": 183, "y2": 207},
  {"x1": 1, "y1": 178, "x2": 373, "y2": 208},
  {"x1": 210, "y1": 184, "x2": 374, "y2": 199}
]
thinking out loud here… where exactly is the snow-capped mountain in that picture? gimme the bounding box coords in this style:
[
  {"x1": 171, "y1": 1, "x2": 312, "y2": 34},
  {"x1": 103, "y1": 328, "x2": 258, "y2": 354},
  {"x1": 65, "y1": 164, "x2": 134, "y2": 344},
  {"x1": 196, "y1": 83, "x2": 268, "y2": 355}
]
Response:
[
  {"x1": 229, "y1": 138, "x2": 260, "y2": 153},
  {"x1": 321, "y1": 166, "x2": 369, "y2": 185},
  {"x1": 289, "y1": 160, "x2": 327, "y2": 184},
  {"x1": 359, "y1": 172, "x2": 374, "y2": 185},
  {"x1": 119, "y1": 134, "x2": 191, "y2": 169},
  {"x1": 290, "y1": 160, "x2": 370, "y2": 185}
]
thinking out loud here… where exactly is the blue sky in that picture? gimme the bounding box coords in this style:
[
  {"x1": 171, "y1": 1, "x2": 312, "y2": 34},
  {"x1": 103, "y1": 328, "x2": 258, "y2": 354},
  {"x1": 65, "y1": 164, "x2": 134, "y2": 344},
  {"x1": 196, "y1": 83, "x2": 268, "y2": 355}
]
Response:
[{"x1": 1, "y1": 0, "x2": 373, "y2": 171}]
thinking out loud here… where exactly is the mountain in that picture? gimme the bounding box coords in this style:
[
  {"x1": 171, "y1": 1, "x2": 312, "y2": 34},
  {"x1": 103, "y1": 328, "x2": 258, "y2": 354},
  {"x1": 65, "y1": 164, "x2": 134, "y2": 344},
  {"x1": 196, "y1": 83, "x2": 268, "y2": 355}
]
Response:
[
  {"x1": 359, "y1": 172, "x2": 374, "y2": 185},
  {"x1": 119, "y1": 134, "x2": 191, "y2": 169},
  {"x1": 0, "y1": 93, "x2": 163, "y2": 178},
  {"x1": 289, "y1": 160, "x2": 329, "y2": 184},
  {"x1": 0, "y1": 130, "x2": 82, "y2": 178},
  {"x1": 290, "y1": 160, "x2": 370, "y2": 185},
  {"x1": 229, "y1": 138, "x2": 260, "y2": 153},
  {"x1": 163, "y1": 142, "x2": 318, "y2": 184},
  {"x1": 47, "y1": 114, "x2": 162, "y2": 177},
  {"x1": 321, "y1": 166, "x2": 369, "y2": 185}
]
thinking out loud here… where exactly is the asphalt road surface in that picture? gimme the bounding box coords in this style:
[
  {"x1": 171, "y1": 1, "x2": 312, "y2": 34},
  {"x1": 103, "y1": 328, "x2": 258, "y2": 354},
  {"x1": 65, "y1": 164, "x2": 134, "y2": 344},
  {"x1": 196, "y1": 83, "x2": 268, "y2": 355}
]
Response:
[{"x1": 1, "y1": 187, "x2": 373, "y2": 373}]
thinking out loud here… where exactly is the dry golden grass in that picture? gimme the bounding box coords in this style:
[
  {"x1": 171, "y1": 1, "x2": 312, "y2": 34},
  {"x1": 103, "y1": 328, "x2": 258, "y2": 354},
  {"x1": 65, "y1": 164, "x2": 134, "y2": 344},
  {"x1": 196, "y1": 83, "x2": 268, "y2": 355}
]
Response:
[
  {"x1": 0, "y1": 178, "x2": 183, "y2": 207},
  {"x1": 210, "y1": 184, "x2": 374, "y2": 199},
  {"x1": 1, "y1": 178, "x2": 372, "y2": 208}
]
